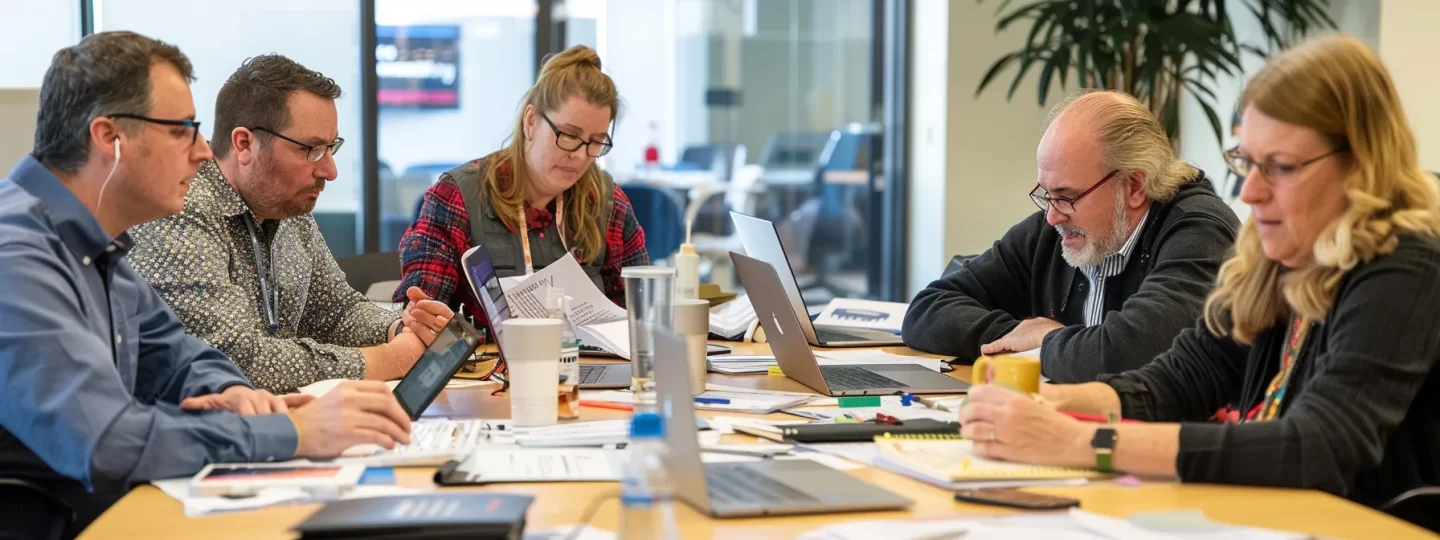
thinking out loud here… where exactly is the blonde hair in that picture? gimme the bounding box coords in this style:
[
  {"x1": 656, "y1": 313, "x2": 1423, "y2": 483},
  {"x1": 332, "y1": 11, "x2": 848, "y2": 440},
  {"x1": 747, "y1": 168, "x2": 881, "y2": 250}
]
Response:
[
  {"x1": 484, "y1": 45, "x2": 621, "y2": 262},
  {"x1": 1046, "y1": 90, "x2": 1199, "y2": 202},
  {"x1": 1204, "y1": 35, "x2": 1440, "y2": 343}
]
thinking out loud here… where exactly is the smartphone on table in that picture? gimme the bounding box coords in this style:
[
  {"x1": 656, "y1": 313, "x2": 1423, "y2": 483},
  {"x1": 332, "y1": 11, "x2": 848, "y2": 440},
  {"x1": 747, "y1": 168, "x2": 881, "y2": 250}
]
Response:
[{"x1": 953, "y1": 488, "x2": 1080, "y2": 510}]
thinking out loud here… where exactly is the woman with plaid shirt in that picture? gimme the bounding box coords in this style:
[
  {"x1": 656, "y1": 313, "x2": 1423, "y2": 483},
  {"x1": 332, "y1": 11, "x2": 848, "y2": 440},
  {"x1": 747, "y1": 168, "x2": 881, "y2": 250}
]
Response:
[{"x1": 393, "y1": 45, "x2": 648, "y2": 324}]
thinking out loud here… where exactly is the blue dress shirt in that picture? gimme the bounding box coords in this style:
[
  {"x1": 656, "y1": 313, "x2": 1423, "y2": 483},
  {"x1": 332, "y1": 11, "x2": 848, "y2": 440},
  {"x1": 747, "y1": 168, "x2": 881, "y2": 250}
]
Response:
[{"x1": 0, "y1": 155, "x2": 297, "y2": 492}]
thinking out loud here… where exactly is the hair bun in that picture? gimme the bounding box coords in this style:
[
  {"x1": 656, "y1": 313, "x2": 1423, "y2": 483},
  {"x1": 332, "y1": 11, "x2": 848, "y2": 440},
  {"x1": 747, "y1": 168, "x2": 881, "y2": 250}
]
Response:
[{"x1": 540, "y1": 45, "x2": 601, "y2": 78}]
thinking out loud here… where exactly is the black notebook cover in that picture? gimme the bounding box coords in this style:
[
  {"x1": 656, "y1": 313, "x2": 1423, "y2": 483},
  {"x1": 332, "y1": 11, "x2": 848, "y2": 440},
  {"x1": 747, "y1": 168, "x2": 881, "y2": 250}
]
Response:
[
  {"x1": 293, "y1": 492, "x2": 533, "y2": 540},
  {"x1": 779, "y1": 419, "x2": 961, "y2": 443}
]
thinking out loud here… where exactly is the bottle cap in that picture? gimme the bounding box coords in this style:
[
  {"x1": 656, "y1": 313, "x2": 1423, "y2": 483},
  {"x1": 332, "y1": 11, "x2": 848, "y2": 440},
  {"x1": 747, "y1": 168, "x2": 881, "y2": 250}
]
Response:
[{"x1": 629, "y1": 412, "x2": 665, "y2": 439}]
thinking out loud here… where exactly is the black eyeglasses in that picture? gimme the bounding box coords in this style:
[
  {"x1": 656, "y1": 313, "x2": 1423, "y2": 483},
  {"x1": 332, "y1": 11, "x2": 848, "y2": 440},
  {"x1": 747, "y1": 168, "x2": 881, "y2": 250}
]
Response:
[
  {"x1": 1223, "y1": 146, "x2": 1347, "y2": 184},
  {"x1": 539, "y1": 111, "x2": 612, "y2": 158},
  {"x1": 1030, "y1": 170, "x2": 1120, "y2": 215},
  {"x1": 248, "y1": 126, "x2": 345, "y2": 163},
  {"x1": 108, "y1": 113, "x2": 203, "y2": 145}
]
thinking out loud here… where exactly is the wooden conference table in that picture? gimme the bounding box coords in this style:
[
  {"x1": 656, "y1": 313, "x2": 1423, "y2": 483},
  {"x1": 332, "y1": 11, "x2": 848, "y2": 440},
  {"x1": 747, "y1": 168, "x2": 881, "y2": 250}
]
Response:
[{"x1": 82, "y1": 343, "x2": 1434, "y2": 539}]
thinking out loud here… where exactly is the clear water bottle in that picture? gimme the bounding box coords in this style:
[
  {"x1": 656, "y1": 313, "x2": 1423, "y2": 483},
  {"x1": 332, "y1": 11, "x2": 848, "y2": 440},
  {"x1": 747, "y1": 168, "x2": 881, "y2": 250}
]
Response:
[{"x1": 618, "y1": 413, "x2": 679, "y2": 540}]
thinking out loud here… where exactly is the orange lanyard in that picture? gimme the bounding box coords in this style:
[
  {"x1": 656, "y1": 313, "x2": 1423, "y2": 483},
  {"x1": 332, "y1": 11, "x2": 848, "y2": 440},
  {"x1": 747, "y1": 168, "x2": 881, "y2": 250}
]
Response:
[{"x1": 519, "y1": 193, "x2": 565, "y2": 275}]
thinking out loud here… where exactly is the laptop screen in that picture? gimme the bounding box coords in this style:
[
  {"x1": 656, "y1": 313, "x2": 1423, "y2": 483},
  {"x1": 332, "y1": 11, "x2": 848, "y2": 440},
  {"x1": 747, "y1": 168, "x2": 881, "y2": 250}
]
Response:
[{"x1": 462, "y1": 244, "x2": 512, "y2": 344}]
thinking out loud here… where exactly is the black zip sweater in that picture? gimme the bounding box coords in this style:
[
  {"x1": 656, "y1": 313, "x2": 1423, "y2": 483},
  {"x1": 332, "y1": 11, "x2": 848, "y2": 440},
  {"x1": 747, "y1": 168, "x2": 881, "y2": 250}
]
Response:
[
  {"x1": 1102, "y1": 234, "x2": 1440, "y2": 506},
  {"x1": 902, "y1": 174, "x2": 1240, "y2": 382}
]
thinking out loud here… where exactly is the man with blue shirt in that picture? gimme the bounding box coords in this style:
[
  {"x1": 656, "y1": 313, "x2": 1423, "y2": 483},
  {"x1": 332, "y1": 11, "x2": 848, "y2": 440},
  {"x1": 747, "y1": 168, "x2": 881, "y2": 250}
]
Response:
[{"x1": 0, "y1": 32, "x2": 412, "y2": 537}]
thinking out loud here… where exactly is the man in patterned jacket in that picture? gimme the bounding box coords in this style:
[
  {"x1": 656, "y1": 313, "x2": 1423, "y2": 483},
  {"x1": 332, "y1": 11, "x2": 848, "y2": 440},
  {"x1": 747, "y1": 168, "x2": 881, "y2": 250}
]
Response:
[{"x1": 130, "y1": 54, "x2": 453, "y2": 393}]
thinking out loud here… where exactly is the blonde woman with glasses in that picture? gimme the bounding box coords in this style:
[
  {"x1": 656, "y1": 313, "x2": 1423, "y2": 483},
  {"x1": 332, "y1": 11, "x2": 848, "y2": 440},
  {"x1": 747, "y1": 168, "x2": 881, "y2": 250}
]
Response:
[{"x1": 956, "y1": 34, "x2": 1440, "y2": 507}]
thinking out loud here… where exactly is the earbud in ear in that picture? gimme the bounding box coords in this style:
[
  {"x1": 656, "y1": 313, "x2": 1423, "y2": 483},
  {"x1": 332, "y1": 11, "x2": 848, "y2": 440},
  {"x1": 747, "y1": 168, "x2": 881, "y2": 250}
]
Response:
[{"x1": 113, "y1": 137, "x2": 122, "y2": 160}]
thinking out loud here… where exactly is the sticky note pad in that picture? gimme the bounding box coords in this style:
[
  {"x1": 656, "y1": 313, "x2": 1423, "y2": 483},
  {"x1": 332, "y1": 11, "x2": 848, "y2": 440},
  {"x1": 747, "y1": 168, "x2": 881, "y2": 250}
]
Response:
[
  {"x1": 838, "y1": 396, "x2": 882, "y2": 408},
  {"x1": 767, "y1": 366, "x2": 786, "y2": 376}
]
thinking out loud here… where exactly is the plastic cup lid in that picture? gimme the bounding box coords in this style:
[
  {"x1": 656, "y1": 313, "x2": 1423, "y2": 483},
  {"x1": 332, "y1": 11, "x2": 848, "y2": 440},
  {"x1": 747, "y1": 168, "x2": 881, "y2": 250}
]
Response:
[{"x1": 621, "y1": 266, "x2": 677, "y2": 279}]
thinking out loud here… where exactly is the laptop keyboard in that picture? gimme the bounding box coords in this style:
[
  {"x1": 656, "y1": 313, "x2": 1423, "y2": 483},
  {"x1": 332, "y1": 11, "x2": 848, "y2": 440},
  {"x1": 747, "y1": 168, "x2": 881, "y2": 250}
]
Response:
[
  {"x1": 579, "y1": 365, "x2": 605, "y2": 384},
  {"x1": 815, "y1": 328, "x2": 871, "y2": 343},
  {"x1": 821, "y1": 365, "x2": 909, "y2": 390},
  {"x1": 706, "y1": 465, "x2": 819, "y2": 505}
]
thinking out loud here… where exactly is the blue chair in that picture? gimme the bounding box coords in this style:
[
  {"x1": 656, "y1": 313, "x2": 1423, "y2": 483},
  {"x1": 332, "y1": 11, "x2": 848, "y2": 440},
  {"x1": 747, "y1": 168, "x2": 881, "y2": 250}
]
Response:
[{"x1": 621, "y1": 184, "x2": 685, "y2": 262}]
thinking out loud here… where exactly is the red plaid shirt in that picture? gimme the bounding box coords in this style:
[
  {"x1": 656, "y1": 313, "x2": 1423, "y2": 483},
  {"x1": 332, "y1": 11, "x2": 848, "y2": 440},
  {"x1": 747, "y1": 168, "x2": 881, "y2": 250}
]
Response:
[{"x1": 393, "y1": 159, "x2": 648, "y2": 327}]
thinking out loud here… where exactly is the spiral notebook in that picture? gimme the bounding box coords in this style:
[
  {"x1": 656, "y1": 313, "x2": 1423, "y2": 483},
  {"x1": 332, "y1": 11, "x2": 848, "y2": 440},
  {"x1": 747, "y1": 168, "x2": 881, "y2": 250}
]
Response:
[{"x1": 873, "y1": 434, "x2": 1107, "y2": 484}]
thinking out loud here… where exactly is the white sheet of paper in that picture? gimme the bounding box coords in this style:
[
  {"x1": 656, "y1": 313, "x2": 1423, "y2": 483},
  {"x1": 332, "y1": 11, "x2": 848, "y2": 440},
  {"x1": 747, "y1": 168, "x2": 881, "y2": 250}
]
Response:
[
  {"x1": 574, "y1": 319, "x2": 631, "y2": 358},
  {"x1": 813, "y1": 298, "x2": 908, "y2": 333},
  {"x1": 503, "y1": 255, "x2": 626, "y2": 324},
  {"x1": 299, "y1": 378, "x2": 400, "y2": 398},
  {"x1": 455, "y1": 448, "x2": 623, "y2": 482},
  {"x1": 299, "y1": 378, "x2": 487, "y2": 398},
  {"x1": 813, "y1": 350, "x2": 945, "y2": 372},
  {"x1": 152, "y1": 478, "x2": 420, "y2": 518}
]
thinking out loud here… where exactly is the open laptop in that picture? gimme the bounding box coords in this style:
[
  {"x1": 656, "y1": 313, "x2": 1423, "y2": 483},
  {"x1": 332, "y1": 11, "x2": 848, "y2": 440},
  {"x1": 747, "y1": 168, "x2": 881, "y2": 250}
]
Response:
[
  {"x1": 732, "y1": 252, "x2": 970, "y2": 396},
  {"x1": 653, "y1": 329, "x2": 912, "y2": 517},
  {"x1": 730, "y1": 211, "x2": 902, "y2": 347},
  {"x1": 460, "y1": 244, "x2": 631, "y2": 389}
]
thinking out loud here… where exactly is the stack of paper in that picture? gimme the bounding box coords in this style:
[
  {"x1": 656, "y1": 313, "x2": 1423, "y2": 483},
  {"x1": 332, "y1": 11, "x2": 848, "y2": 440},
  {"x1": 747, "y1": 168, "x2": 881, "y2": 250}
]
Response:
[
  {"x1": 708, "y1": 355, "x2": 779, "y2": 375},
  {"x1": 708, "y1": 351, "x2": 945, "y2": 375},
  {"x1": 150, "y1": 478, "x2": 420, "y2": 518},
  {"x1": 874, "y1": 437, "x2": 1106, "y2": 486},
  {"x1": 710, "y1": 294, "x2": 759, "y2": 338},
  {"x1": 510, "y1": 420, "x2": 631, "y2": 447}
]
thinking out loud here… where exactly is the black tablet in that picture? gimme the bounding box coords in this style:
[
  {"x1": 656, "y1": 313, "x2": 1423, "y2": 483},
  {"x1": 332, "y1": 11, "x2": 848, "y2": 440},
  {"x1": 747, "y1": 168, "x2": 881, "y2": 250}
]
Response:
[{"x1": 392, "y1": 316, "x2": 483, "y2": 420}]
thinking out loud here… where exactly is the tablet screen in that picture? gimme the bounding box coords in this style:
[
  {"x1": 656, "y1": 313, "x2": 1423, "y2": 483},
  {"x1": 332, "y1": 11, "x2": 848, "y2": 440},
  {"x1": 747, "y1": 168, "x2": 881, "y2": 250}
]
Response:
[{"x1": 392, "y1": 317, "x2": 482, "y2": 419}]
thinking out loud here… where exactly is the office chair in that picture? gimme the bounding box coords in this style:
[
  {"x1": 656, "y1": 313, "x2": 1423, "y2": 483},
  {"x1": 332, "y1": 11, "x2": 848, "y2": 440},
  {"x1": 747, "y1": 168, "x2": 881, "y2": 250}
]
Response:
[
  {"x1": 335, "y1": 252, "x2": 403, "y2": 301},
  {"x1": 1382, "y1": 486, "x2": 1440, "y2": 533},
  {"x1": 621, "y1": 184, "x2": 685, "y2": 262},
  {"x1": 0, "y1": 478, "x2": 74, "y2": 540}
]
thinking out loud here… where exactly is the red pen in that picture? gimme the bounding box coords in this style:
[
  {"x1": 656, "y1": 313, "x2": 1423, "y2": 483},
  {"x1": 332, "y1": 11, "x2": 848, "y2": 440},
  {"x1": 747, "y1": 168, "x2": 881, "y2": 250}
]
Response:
[
  {"x1": 579, "y1": 400, "x2": 633, "y2": 411},
  {"x1": 1059, "y1": 410, "x2": 1140, "y2": 424}
]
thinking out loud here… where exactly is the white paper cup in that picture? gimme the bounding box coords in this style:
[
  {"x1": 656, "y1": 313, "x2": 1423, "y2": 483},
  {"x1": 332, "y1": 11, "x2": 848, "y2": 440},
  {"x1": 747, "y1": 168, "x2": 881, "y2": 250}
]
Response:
[
  {"x1": 674, "y1": 299, "x2": 711, "y2": 395},
  {"x1": 502, "y1": 318, "x2": 562, "y2": 427}
]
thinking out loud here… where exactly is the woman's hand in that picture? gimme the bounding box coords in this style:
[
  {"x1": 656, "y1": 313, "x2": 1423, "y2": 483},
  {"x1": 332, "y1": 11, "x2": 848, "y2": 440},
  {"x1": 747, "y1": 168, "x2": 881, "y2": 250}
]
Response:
[{"x1": 959, "y1": 383, "x2": 1096, "y2": 468}]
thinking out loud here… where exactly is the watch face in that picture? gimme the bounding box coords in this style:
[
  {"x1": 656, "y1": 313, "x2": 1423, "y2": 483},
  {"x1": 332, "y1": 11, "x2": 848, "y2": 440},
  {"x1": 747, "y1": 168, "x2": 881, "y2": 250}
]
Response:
[{"x1": 1091, "y1": 428, "x2": 1118, "y2": 449}]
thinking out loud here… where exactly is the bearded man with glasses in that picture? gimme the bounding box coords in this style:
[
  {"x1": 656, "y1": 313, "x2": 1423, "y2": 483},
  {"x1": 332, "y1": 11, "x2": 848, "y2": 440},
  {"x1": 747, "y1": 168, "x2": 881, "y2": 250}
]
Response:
[
  {"x1": 903, "y1": 91, "x2": 1240, "y2": 383},
  {"x1": 129, "y1": 54, "x2": 454, "y2": 394}
]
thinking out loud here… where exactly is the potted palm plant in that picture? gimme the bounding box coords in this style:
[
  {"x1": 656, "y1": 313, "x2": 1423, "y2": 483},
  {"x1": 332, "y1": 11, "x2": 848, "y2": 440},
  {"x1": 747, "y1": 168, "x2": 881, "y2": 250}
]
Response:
[{"x1": 975, "y1": 0, "x2": 1336, "y2": 145}]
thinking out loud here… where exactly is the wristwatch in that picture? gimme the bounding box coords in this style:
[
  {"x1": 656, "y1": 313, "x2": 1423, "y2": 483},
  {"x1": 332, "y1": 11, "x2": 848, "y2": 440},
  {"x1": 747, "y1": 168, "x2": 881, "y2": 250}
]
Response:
[{"x1": 1090, "y1": 427, "x2": 1117, "y2": 473}]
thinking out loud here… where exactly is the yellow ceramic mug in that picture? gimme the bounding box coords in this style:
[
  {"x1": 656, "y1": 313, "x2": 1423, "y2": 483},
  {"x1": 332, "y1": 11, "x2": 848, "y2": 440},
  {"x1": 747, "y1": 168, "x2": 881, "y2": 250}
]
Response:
[{"x1": 971, "y1": 355, "x2": 1042, "y2": 394}]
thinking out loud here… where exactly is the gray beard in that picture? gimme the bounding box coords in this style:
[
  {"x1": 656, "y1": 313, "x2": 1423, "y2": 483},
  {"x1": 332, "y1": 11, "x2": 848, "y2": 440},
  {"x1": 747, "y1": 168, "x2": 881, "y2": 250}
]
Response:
[{"x1": 1059, "y1": 192, "x2": 1132, "y2": 267}]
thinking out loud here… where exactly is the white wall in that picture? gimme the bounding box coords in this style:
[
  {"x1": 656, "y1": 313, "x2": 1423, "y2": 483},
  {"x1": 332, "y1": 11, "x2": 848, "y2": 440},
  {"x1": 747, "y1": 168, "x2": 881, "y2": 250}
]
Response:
[
  {"x1": 905, "y1": 0, "x2": 1062, "y2": 298},
  {"x1": 98, "y1": 0, "x2": 365, "y2": 213},
  {"x1": 1177, "y1": 0, "x2": 1385, "y2": 198},
  {"x1": 0, "y1": 0, "x2": 79, "y2": 88},
  {"x1": 1380, "y1": 0, "x2": 1440, "y2": 172}
]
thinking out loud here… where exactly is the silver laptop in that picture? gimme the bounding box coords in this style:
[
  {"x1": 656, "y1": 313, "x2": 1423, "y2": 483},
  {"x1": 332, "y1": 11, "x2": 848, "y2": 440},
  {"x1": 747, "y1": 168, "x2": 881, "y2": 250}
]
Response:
[
  {"x1": 731, "y1": 252, "x2": 970, "y2": 396},
  {"x1": 460, "y1": 244, "x2": 630, "y2": 389},
  {"x1": 653, "y1": 329, "x2": 911, "y2": 517},
  {"x1": 730, "y1": 212, "x2": 902, "y2": 347}
]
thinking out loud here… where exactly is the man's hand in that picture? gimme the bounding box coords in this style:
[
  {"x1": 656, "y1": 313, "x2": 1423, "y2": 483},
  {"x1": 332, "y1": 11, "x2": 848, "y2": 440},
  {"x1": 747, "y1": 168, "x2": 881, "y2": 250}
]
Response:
[
  {"x1": 287, "y1": 381, "x2": 413, "y2": 457},
  {"x1": 401, "y1": 286, "x2": 453, "y2": 346},
  {"x1": 980, "y1": 317, "x2": 1064, "y2": 356},
  {"x1": 180, "y1": 385, "x2": 306, "y2": 416}
]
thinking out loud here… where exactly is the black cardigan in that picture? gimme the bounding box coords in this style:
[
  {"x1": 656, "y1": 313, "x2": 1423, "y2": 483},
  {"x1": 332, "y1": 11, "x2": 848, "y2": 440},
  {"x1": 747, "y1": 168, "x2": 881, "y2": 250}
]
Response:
[
  {"x1": 1102, "y1": 234, "x2": 1440, "y2": 506},
  {"x1": 902, "y1": 174, "x2": 1239, "y2": 382}
]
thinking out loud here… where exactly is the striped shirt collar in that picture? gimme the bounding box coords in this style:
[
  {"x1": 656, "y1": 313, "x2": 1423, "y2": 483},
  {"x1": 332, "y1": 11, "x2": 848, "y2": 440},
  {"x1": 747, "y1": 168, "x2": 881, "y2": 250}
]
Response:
[{"x1": 1093, "y1": 209, "x2": 1149, "y2": 279}]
